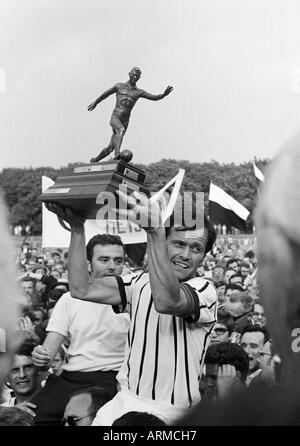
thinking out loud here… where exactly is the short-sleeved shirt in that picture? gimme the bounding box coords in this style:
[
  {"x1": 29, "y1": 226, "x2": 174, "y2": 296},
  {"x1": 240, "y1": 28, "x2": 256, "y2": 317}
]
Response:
[
  {"x1": 47, "y1": 292, "x2": 129, "y2": 372},
  {"x1": 115, "y1": 272, "x2": 218, "y2": 409}
]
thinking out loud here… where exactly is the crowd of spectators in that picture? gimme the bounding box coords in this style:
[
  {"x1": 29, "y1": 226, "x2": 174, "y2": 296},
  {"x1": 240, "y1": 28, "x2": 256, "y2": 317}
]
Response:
[{"x1": 0, "y1": 231, "x2": 281, "y2": 426}]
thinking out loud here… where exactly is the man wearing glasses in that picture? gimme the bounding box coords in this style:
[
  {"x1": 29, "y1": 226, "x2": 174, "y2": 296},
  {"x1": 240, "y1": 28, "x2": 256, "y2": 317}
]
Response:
[
  {"x1": 210, "y1": 309, "x2": 234, "y2": 345},
  {"x1": 62, "y1": 386, "x2": 111, "y2": 426}
]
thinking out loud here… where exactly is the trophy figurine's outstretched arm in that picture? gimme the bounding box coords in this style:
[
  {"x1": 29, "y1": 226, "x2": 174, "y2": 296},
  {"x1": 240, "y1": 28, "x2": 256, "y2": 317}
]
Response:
[
  {"x1": 141, "y1": 85, "x2": 173, "y2": 101},
  {"x1": 87, "y1": 85, "x2": 117, "y2": 111}
]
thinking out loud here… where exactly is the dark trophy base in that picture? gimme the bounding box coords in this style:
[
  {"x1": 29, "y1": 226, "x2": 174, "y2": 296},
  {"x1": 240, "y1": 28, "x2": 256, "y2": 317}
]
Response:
[{"x1": 40, "y1": 160, "x2": 149, "y2": 219}]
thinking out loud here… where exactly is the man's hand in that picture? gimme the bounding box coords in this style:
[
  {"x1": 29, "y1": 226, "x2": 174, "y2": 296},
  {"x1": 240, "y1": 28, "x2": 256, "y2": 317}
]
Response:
[
  {"x1": 116, "y1": 190, "x2": 162, "y2": 232},
  {"x1": 32, "y1": 345, "x2": 53, "y2": 368},
  {"x1": 15, "y1": 401, "x2": 37, "y2": 418},
  {"x1": 163, "y1": 85, "x2": 173, "y2": 97},
  {"x1": 217, "y1": 364, "x2": 240, "y2": 399},
  {"x1": 45, "y1": 203, "x2": 85, "y2": 230},
  {"x1": 87, "y1": 102, "x2": 97, "y2": 111}
]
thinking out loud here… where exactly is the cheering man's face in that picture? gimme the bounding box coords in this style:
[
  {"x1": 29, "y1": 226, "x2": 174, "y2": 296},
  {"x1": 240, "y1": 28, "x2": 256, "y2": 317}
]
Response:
[{"x1": 166, "y1": 227, "x2": 208, "y2": 282}]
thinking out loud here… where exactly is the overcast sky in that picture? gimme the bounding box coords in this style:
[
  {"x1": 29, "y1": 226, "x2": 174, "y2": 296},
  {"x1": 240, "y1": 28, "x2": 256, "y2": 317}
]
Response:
[{"x1": 1, "y1": 0, "x2": 300, "y2": 169}]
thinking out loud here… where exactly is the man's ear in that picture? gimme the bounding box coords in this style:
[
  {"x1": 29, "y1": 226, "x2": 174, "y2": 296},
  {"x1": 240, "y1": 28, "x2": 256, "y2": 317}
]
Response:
[
  {"x1": 236, "y1": 370, "x2": 242, "y2": 381},
  {"x1": 87, "y1": 261, "x2": 92, "y2": 274}
]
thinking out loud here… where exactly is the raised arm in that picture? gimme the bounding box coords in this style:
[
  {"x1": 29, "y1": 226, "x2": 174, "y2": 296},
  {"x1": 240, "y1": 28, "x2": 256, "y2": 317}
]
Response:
[
  {"x1": 146, "y1": 228, "x2": 189, "y2": 315},
  {"x1": 116, "y1": 190, "x2": 190, "y2": 317},
  {"x1": 141, "y1": 85, "x2": 173, "y2": 101},
  {"x1": 45, "y1": 203, "x2": 122, "y2": 305},
  {"x1": 87, "y1": 85, "x2": 118, "y2": 111}
]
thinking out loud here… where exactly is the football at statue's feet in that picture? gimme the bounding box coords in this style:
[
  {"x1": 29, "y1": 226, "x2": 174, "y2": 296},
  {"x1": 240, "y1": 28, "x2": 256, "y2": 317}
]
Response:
[{"x1": 117, "y1": 149, "x2": 133, "y2": 163}]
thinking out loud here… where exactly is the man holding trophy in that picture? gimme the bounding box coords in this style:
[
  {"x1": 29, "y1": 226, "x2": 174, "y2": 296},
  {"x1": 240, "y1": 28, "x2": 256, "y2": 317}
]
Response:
[{"x1": 39, "y1": 68, "x2": 217, "y2": 424}]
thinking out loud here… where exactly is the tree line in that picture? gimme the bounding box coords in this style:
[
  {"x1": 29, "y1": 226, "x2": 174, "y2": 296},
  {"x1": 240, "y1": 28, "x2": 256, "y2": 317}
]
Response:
[{"x1": 0, "y1": 159, "x2": 268, "y2": 234}]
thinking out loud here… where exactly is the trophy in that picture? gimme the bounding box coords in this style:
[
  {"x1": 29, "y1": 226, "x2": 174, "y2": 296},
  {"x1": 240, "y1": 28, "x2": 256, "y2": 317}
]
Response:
[{"x1": 40, "y1": 67, "x2": 173, "y2": 218}]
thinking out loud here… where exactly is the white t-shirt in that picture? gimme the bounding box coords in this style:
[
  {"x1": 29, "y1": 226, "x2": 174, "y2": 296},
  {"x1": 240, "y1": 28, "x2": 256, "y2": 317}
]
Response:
[
  {"x1": 116, "y1": 272, "x2": 218, "y2": 409},
  {"x1": 47, "y1": 292, "x2": 129, "y2": 372}
]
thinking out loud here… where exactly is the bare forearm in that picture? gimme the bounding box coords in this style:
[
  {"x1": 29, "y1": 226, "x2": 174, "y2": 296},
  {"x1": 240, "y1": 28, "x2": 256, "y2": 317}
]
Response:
[
  {"x1": 68, "y1": 225, "x2": 90, "y2": 299},
  {"x1": 43, "y1": 332, "x2": 66, "y2": 358},
  {"x1": 147, "y1": 229, "x2": 184, "y2": 314}
]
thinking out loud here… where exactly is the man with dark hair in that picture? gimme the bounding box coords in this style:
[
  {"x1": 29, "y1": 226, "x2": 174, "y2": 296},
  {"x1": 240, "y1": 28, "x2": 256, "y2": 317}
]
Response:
[
  {"x1": 240, "y1": 262, "x2": 251, "y2": 281},
  {"x1": 31, "y1": 234, "x2": 129, "y2": 425},
  {"x1": 224, "y1": 283, "x2": 244, "y2": 296},
  {"x1": 240, "y1": 325, "x2": 269, "y2": 385},
  {"x1": 20, "y1": 277, "x2": 36, "y2": 305},
  {"x1": 203, "y1": 342, "x2": 249, "y2": 401},
  {"x1": 86, "y1": 234, "x2": 125, "y2": 263},
  {"x1": 46, "y1": 192, "x2": 218, "y2": 425},
  {"x1": 210, "y1": 309, "x2": 234, "y2": 345},
  {"x1": 226, "y1": 258, "x2": 239, "y2": 273},
  {"x1": 62, "y1": 386, "x2": 111, "y2": 426},
  {"x1": 251, "y1": 299, "x2": 266, "y2": 327}
]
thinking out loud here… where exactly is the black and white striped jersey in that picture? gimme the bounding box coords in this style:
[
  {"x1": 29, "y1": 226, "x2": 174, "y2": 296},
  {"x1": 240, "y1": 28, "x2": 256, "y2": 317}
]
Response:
[{"x1": 115, "y1": 272, "x2": 218, "y2": 409}]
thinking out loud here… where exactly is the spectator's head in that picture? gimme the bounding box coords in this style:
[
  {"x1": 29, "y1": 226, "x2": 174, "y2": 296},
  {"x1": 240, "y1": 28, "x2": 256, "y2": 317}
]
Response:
[
  {"x1": 50, "y1": 346, "x2": 66, "y2": 376},
  {"x1": 224, "y1": 268, "x2": 236, "y2": 284},
  {"x1": 224, "y1": 283, "x2": 244, "y2": 298},
  {"x1": 240, "y1": 262, "x2": 251, "y2": 279},
  {"x1": 165, "y1": 213, "x2": 216, "y2": 282},
  {"x1": 112, "y1": 411, "x2": 166, "y2": 426},
  {"x1": 50, "y1": 269, "x2": 61, "y2": 281},
  {"x1": 54, "y1": 261, "x2": 65, "y2": 275},
  {"x1": 252, "y1": 299, "x2": 266, "y2": 327},
  {"x1": 86, "y1": 234, "x2": 125, "y2": 279},
  {"x1": 32, "y1": 307, "x2": 47, "y2": 329},
  {"x1": 25, "y1": 260, "x2": 36, "y2": 273},
  {"x1": 216, "y1": 282, "x2": 226, "y2": 302},
  {"x1": 240, "y1": 325, "x2": 269, "y2": 373},
  {"x1": 196, "y1": 265, "x2": 205, "y2": 277},
  {"x1": 37, "y1": 256, "x2": 44, "y2": 265},
  {"x1": 244, "y1": 250, "x2": 255, "y2": 265},
  {"x1": 62, "y1": 387, "x2": 111, "y2": 426},
  {"x1": 0, "y1": 407, "x2": 35, "y2": 426},
  {"x1": 210, "y1": 309, "x2": 234, "y2": 344},
  {"x1": 224, "y1": 291, "x2": 254, "y2": 318},
  {"x1": 258, "y1": 340, "x2": 280, "y2": 386},
  {"x1": 51, "y1": 252, "x2": 61, "y2": 263},
  {"x1": 226, "y1": 258, "x2": 239, "y2": 273},
  {"x1": 229, "y1": 274, "x2": 243, "y2": 286},
  {"x1": 46, "y1": 282, "x2": 69, "y2": 306},
  {"x1": 125, "y1": 243, "x2": 147, "y2": 269},
  {"x1": 33, "y1": 266, "x2": 45, "y2": 277},
  {"x1": 6, "y1": 343, "x2": 39, "y2": 403},
  {"x1": 212, "y1": 265, "x2": 224, "y2": 283},
  {"x1": 20, "y1": 278, "x2": 35, "y2": 298},
  {"x1": 204, "y1": 342, "x2": 249, "y2": 400}
]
